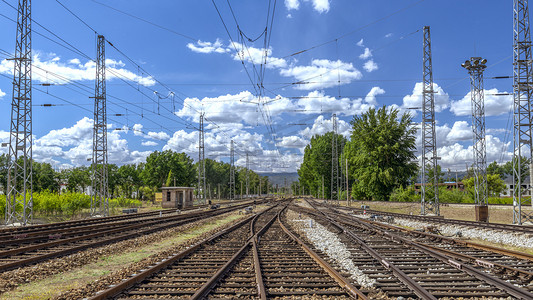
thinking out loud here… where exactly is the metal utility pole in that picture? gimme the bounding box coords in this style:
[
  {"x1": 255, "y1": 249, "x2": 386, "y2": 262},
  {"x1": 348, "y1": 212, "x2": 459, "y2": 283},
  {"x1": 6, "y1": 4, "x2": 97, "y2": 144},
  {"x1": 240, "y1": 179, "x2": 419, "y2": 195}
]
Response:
[
  {"x1": 331, "y1": 114, "x2": 339, "y2": 204},
  {"x1": 245, "y1": 153, "x2": 249, "y2": 198},
  {"x1": 229, "y1": 140, "x2": 235, "y2": 200},
  {"x1": 461, "y1": 57, "x2": 489, "y2": 222},
  {"x1": 6, "y1": 0, "x2": 32, "y2": 225},
  {"x1": 513, "y1": 0, "x2": 533, "y2": 224},
  {"x1": 322, "y1": 175, "x2": 324, "y2": 199},
  {"x1": 421, "y1": 26, "x2": 440, "y2": 216},
  {"x1": 346, "y1": 158, "x2": 349, "y2": 206},
  {"x1": 90, "y1": 35, "x2": 109, "y2": 217},
  {"x1": 198, "y1": 113, "x2": 206, "y2": 204}
]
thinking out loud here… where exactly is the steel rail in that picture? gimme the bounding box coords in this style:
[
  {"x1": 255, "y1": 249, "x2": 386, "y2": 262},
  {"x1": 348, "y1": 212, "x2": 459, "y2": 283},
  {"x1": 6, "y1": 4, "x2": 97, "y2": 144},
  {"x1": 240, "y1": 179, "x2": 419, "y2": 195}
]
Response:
[
  {"x1": 252, "y1": 238, "x2": 267, "y2": 300},
  {"x1": 337, "y1": 208, "x2": 533, "y2": 299},
  {"x1": 0, "y1": 202, "x2": 258, "y2": 272},
  {"x1": 329, "y1": 209, "x2": 533, "y2": 284},
  {"x1": 278, "y1": 209, "x2": 368, "y2": 300},
  {"x1": 0, "y1": 197, "x2": 265, "y2": 235},
  {"x1": 303, "y1": 203, "x2": 437, "y2": 300},
  {"x1": 88, "y1": 213, "x2": 257, "y2": 300},
  {"x1": 190, "y1": 204, "x2": 281, "y2": 299},
  {"x1": 340, "y1": 205, "x2": 533, "y2": 233}
]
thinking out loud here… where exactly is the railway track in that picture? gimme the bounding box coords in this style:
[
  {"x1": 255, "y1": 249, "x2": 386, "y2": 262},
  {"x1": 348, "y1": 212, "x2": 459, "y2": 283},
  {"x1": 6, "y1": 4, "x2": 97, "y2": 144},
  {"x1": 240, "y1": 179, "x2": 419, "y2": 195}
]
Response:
[
  {"x1": 291, "y1": 200, "x2": 533, "y2": 299},
  {"x1": 0, "y1": 198, "x2": 269, "y2": 273},
  {"x1": 88, "y1": 200, "x2": 367, "y2": 299},
  {"x1": 333, "y1": 201, "x2": 533, "y2": 234}
]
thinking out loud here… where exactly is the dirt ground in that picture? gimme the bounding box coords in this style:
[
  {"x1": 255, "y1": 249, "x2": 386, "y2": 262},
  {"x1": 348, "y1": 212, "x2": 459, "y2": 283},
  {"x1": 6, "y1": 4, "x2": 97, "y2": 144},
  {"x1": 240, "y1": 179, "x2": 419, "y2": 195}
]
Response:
[{"x1": 335, "y1": 200, "x2": 533, "y2": 224}]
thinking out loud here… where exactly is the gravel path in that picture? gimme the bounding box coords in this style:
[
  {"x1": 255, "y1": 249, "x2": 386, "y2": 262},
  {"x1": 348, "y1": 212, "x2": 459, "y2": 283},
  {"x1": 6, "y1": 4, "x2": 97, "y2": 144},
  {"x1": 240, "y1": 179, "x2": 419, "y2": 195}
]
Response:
[{"x1": 286, "y1": 210, "x2": 376, "y2": 288}]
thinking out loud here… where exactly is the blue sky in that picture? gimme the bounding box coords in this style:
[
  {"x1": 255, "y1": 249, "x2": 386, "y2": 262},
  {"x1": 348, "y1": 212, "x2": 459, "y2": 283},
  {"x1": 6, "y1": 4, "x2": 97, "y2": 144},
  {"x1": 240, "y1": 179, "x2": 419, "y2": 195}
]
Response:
[{"x1": 0, "y1": 0, "x2": 516, "y2": 173}]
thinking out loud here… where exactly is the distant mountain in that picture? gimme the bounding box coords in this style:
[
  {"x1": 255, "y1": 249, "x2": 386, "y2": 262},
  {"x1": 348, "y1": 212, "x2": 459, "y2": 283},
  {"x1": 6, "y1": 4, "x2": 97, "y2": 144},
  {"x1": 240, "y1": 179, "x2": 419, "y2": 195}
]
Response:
[{"x1": 260, "y1": 172, "x2": 299, "y2": 187}]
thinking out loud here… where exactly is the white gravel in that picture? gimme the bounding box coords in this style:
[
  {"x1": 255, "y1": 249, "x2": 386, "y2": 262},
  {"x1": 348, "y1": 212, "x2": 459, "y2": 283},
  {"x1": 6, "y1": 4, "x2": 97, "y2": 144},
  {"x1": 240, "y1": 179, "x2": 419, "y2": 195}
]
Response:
[
  {"x1": 357, "y1": 213, "x2": 533, "y2": 249},
  {"x1": 288, "y1": 211, "x2": 376, "y2": 288}
]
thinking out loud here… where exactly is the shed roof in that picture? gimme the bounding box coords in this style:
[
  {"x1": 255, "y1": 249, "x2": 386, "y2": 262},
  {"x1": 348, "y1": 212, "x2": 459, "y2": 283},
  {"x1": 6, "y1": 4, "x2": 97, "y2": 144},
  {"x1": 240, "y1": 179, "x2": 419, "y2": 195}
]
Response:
[{"x1": 161, "y1": 186, "x2": 195, "y2": 190}]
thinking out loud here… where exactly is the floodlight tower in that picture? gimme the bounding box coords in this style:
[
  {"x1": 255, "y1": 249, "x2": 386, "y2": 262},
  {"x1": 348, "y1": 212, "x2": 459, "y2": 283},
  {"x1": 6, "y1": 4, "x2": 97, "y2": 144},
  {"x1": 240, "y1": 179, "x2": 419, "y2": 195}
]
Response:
[
  {"x1": 198, "y1": 113, "x2": 206, "y2": 204},
  {"x1": 461, "y1": 57, "x2": 489, "y2": 222},
  {"x1": 229, "y1": 140, "x2": 235, "y2": 200},
  {"x1": 331, "y1": 113, "x2": 339, "y2": 204},
  {"x1": 421, "y1": 26, "x2": 440, "y2": 216},
  {"x1": 513, "y1": 0, "x2": 533, "y2": 225},
  {"x1": 90, "y1": 35, "x2": 109, "y2": 217},
  {"x1": 6, "y1": 0, "x2": 32, "y2": 225}
]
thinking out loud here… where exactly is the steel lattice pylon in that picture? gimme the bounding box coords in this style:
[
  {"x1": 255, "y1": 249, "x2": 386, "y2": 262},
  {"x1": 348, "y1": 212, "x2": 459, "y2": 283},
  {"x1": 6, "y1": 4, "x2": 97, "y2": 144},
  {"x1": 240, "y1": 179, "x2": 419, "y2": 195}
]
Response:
[
  {"x1": 331, "y1": 113, "x2": 339, "y2": 203},
  {"x1": 90, "y1": 35, "x2": 109, "y2": 217},
  {"x1": 513, "y1": 0, "x2": 533, "y2": 225},
  {"x1": 421, "y1": 26, "x2": 440, "y2": 216},
  {"x1": 198, "y1": 113, "x2": 206, "y2": 204},
  {"x1": 6, "y1": 0, "x2": 32, "y2": 225},
  {"x1": 462, "y1": 57, "x2": 489, "y2": 209},
  {"x1": 229, "y1": 140, "x2": 235, "y2": 200}
]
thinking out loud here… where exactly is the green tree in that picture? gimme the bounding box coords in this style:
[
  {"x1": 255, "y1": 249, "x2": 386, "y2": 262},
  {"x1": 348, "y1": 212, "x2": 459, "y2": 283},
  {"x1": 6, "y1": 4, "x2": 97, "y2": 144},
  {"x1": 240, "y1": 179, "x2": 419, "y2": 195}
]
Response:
[
  {"x1": 487, "y1": 161, "x2": 505, "y2": 177},
  {"x1": 426, "y1": 164, "x2": 445, "y2": 184},
  {"x1": 66, "y1": 166, "x2": 90, "y2": 193},
  {"x1": 117, "y1": 164, "x2": 142, "y2": 198},
  {"x1": 502, "y1": 156, "x2": 530, "y2": 181},
  {"x1": 33, "y1": 161, "x2": 60, "y2": 192},
  {"x1": 141, "y1": 150, "x2": 196, "y2": 190},
  {"x1": 165, "y1": 170, "x2": 173, "y2": 187},
  {"x1": 0, "y1": 154, "x2": 8, "y2": 194},
  {"x1": 297, "y1": 132, "x2": 346, "y2": 199},
  {"x1": 463, "y1": 174, "x2": 506, "y2": 198},
  {"x1": 346, "y1": 106, "x2": 417, "y2": 201}
]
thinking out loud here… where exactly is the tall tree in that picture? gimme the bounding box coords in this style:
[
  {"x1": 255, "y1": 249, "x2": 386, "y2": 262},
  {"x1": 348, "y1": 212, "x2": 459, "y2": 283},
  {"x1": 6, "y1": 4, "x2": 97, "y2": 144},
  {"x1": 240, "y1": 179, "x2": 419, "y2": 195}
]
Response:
[
  {"x1": 297, "y1": 132, "x2": 346, "y2": 199},
  {"x1": 346, "y1": 106, "x2": 417, "y2": 201},
  {"x1": 0, "y1": 154, "x2": 8, "y2": 194},
  {"x1": 33, "y1": 161, "x2": 59, "y2": 192},
  {"x1": 141, "y1": 150, "x2": 196, "y2": 190}
]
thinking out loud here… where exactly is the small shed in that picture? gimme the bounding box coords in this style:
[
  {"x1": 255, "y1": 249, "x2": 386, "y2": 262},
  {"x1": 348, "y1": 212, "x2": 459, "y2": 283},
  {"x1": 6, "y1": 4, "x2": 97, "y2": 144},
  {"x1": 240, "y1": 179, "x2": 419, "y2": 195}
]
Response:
[{"x1": 161, "y1": 187, "x2": 195, "y2": 209}]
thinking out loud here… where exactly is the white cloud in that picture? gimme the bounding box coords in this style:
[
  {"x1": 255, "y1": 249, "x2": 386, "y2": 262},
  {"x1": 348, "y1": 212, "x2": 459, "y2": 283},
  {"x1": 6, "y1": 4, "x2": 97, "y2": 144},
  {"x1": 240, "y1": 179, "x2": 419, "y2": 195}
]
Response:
[
  {"x1": 402, "y1": 82, "x2": 450, "y2": 113},
  {"x1": 280, "y1": 59, "x2": 362, "y2": 90},
  {"x1": 285, "y1": 0, "x2": 300, "y2": 10},
  {"x1": 132, "y1": 124, "x2": 144, "y2": 136},
  {"x1": 359, "y1": 48, "x2": 372, "y2": 60},
  {"x1": 450, "y1": 88, "x2": 512, "y2": 117},
  {"x1": 0, "y1": 54, "x2": 156, "y2": 86},
  {"x1": 364, "y1": 86, "x2": 385, "y2": 106},
  {"x1": 177, "y1": 91, "x2": 295, "y2": 125},
  {"x1": 447, "y1": 121, "x2": 471, "y2": 141},
  {"x1": 277, "y1": 135, "x2": 308, "y2": 149},
  {"x1": 231, "y1": 44, "x2": 287, "y2": 69},
  {"x1": 385, "y1": 33, "x2": 393, "y2": 38},
  {"x1": 285, "y1": 0, "x2": 330, "y2": 13},
  {"x1": 437, "y1": 135, "x2": 510, "y2": 170},
  {"x1": 37, "y1": 117, "x2": 93, "y2": 147},
  {"x1": 356, "y1": 39, "x2": 364, "y2": 47},
  {"x1": 299, "y1": 115, "x2": 351, "y2": 139},
  {"x1": 296, "y1": 90, "x2": 374, "y2": 116},
  {"x1": 32, "y1": 117, "x2": 151, "y2": 166},
  {"x1": 306, "y1": 0, "x2": 330, "y2": 13},
  {"x1": 147, "y1": 131, "x2": 170, "y2": 140},
  {"x1": 142, "y1": 141, "x2": 158, "y2": 146},
  {"x1": 363, "y1": 59, "x2": 378, "y2": 72},
  {"x1": 187, "y1": 39, "x2": 229, "y2": 54},
  {"x1": 0, "y1": 88, "x2": 5, "y2": 98}
]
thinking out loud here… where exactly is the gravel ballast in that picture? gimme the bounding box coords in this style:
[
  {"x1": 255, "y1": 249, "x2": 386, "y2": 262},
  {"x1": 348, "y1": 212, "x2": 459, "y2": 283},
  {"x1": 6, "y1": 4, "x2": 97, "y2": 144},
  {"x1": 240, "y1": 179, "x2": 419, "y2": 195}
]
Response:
[
  {"x1": 357, "y1": 213, "x2": 533, "y2": 249},
  {"x1": 286, "y1": 210, "x2": 376, "y2": 288}
]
